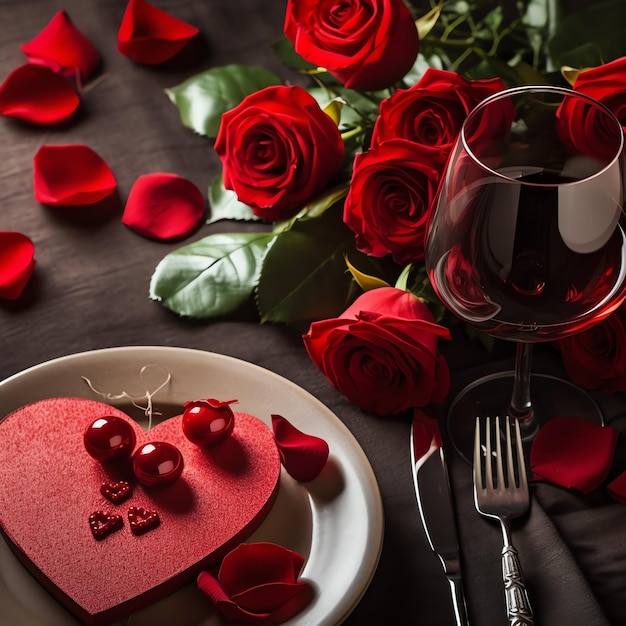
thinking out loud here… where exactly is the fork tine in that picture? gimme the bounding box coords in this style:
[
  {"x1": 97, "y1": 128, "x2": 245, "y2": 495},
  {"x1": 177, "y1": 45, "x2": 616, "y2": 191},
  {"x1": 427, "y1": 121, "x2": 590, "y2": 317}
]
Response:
[
  {"x1": 485, "y1": 416, "x2": 493, "y2": 490},
  {"x1": 473, "y1": 417, "x2": 483, "y2": 490},
  {"x1": 505, "y1": 415, "x2": 515, "y2": 488},
  {"x1": 495, "y1": 415, "x2": 505, "y2": 489},
  {"x1": 514, "y1": 417, "x2": 528, "y2": 491}
]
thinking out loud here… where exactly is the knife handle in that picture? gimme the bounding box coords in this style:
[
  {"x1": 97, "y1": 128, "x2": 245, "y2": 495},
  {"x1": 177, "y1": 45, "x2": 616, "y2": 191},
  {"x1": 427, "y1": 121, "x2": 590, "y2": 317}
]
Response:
[
  {"x1": 447, "y1": 576, "x2": 469, "y2": 626},
  {"x1": 502, "y1": 544, "x2": 534, "y2": 625}
]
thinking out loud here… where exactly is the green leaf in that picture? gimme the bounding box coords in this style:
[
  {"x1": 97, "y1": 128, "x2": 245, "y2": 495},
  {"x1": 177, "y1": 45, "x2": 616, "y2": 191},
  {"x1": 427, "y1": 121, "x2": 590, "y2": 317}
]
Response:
[
  {"x1": 547, "y1": 0, "x2": 626, "y2": 70},
  {"x1": 402, "y1": 52, "x2": 443, "y2": 87},
  {"x1": 307, "y1": 84, "x2": 381, "y2": 156},
  {"x1": 307, "y1": 86, "x2": 381, "y2": 128},
  {"x1": 323, "y1": 98, "x2": 343, "y2": 126},
  {"x1": 274, "y1": 184, "x2": 350, "y2": 233},
  {"x1": 394, "y1": 264, "x2": 412, "y2": 292},
  {"x1": 345, "y1": 255, "x2": 390, "y2": 291},
  {"x1": 269, "y1": 35, "x2": 318, "y2": 72},
  {"x1": 560, "y1": 65, "x2": 585, "y2": 86},
  {"x1": 522, "y1": 0, "x2": 550, "y2": 30},
  {"x1": 207, "y1": 175, "x2": 259, "y2": 223},
  {"x1": 257, "y1": 208, "x2": 359, "y2": 323},
  {"x1": 166, "y1": 65, "x2": 282, "y2": 138},
  {"x1": 416, "y1": 1, "x2": 443, "y2": 40},
  {"x1": 483, "y1": 6, "x2": 503, "y2": 31},
  {"x1": 150, "y1": 232, "x2": 274, "y2": 318},
  {"x1": 398, "y1": 262, "x2": 447, "y2": 322}
]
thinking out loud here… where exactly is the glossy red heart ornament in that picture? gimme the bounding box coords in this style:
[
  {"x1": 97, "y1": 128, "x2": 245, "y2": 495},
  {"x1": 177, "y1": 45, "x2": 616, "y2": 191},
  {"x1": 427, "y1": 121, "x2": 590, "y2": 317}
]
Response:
[{"x1": 0, "y1": 397, "x2": 281, "y2": 624}]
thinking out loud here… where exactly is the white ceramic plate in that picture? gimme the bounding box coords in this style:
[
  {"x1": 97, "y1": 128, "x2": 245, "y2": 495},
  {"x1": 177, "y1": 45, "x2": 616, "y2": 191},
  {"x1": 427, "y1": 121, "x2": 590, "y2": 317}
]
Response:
[{"x1": 0, "y1": 346, "x2": 384, "y2": 626}]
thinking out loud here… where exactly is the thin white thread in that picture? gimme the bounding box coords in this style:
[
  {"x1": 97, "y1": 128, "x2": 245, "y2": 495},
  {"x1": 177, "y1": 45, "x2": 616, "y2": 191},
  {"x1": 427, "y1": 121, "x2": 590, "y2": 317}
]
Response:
[{"x1": 82, "y1": 364, "x2": 171, "y2": 430}]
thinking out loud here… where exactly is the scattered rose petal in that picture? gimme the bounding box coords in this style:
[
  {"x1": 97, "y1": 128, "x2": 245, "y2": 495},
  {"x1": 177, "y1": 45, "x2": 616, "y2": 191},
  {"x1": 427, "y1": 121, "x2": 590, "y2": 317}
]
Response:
[
  {"x1": 198, "y1": 571, "x2": 271, "y2": 622},
  {"x1": 33, "y1": 145, "x2": 117, "y2": 206},
  {"x1": 0, "y1": 232, "x2": 36, "y2": 300},
  {"x1": 20, "y1": 10, "x2": 100, "y2": 81},
  {"x1": 271, "y1": 414, "x2": 329, "y2": 483},
  {"x1": 411, "y1": 407, "x2": 442, "y2": 461},
  {"x1": 198, "y1": 542, "x2": 313, "y2": 624},
  {"x1": 530, "y1": 416, "x2": 619, "y2": 493},
  {"x1": 607, "y1": 471, "x2": 626, "y2": 504},
  {"x1": 122, "y1": 173, "x2": 205, "y2": 241},
  {"x1": 0, "y1": 64, "x2": 79, "y2": 125},
  {"x1": 117, "y1": 0, "x2": 199, "y2": 65}
]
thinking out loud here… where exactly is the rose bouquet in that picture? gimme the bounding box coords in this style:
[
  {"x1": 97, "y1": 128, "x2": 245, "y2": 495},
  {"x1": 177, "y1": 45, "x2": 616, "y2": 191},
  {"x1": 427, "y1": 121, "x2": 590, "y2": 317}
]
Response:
[{"x1": 144, "y1": 0, "x2": 626, "y2": 416}]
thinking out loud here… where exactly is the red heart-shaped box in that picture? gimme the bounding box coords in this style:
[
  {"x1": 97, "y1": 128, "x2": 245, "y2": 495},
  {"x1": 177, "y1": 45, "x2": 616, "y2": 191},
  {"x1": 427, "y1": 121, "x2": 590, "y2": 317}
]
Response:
[{"x1": 0, "y1": 397, "x2": 281, "y2": 624}]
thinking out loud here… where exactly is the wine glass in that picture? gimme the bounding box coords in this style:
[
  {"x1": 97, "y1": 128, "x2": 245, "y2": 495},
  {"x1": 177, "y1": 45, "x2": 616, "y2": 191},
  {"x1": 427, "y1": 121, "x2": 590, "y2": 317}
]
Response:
[{"x1": 425, "y1": 85, "x2": 626, "y2": 462}]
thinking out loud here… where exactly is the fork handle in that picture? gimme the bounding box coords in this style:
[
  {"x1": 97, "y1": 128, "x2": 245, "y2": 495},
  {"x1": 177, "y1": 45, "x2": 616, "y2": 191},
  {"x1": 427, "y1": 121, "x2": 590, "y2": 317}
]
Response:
[{"x1": 502, "y1": 544, "x2": 534, "y2": 625}]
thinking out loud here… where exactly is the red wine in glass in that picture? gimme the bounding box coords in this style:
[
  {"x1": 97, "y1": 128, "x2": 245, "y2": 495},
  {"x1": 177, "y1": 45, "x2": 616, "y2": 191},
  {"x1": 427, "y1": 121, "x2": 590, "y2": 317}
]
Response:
[
  {"x1": 425, "y1": 86, "x2": 626, "y2": 462},
  {"x1": 432, "y1": 169, "x2": 626, "y2": 341}
]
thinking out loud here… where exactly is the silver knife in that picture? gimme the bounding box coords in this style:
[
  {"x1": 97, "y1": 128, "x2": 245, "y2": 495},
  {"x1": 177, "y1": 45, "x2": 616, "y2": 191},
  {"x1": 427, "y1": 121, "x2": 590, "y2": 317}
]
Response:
[{"x1": 411, "y1": 417, "x2": 469, "y2": 626}]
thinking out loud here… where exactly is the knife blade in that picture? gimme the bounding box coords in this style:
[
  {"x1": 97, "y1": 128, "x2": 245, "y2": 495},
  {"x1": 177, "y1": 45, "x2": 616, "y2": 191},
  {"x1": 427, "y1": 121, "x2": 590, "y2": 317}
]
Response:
[{"x1": 411, "y1": 417, "x2": 469, "y2": 626}]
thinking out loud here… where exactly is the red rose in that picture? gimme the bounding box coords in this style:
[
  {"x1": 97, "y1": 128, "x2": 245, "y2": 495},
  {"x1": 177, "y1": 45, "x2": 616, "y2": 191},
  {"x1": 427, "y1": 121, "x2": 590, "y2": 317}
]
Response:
[
  {"x1": 554, "y1": 307, "x2": 626, "y2": 393},
  {"x1": 571, "y1": 57, "x2": 626, "y2": 130},
  {"x1": 343, "y1": 139, "x2": 445, "y2": 264},
  {"x1": 555, "y1": 89, "x2": 623, "y2": 163},
  {"x1": 284, "y1": 0, "x2": 419, "y2": 91},
  {"x1": 214, "y1": 85, "x2": 344, "y2": 222},
  {"x1": 303, "y1": 287, "x2": 451, "y2": 415},
  {"x1": 555, "y1": 58, "x2": 626, "y2": 163},
  {"x1": 197, "y1": 542, "x2": 313, "y2": 624},
  {"x1": 371, "y1": 69, "x2": 506, "y2": 149}
]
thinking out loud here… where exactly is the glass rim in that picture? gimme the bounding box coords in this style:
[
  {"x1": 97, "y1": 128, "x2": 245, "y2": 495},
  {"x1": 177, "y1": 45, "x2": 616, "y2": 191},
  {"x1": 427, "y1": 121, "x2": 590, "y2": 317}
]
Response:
[{"x1": 460, "y1": 84, "x2": 625, "y2": 187}]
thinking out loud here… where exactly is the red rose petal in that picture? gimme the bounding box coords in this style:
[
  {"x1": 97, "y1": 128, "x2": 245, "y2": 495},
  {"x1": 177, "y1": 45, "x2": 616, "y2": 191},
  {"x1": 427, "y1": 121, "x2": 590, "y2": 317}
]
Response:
[
  {"x1": 0, "y1": 232, "x2": 36, "y2": 300},
  {"x1": 197, "y1": 571, "x2": 272, "y2": 623},
  {"x1": 0, "y1": 64, "x2": 79, "y2": 125},
  {"x1": 117, "y1": 0, "x2": 199, "y2": 65},
  {"x1": 530, "y1": 416, "x2": 619, "y2": 493},
  {"x1": 122, "y1": 173, "x2": 205, "y2": 241},
  {"x1": 607, "y1": 471, "x2": 626, "y2": 504},
  {"x1": 20, "y1": 10, "x2": 100, "y2": 81},
  {"x1": 198, "y1": 542, "x2": 313, "y2": 624},
  {"x1": 232, "y1": 581, "x2": 310, "y2": 612},
  {"x1": 33, "y1": 145, "x2": 117, "y2": 206},
  {"x1": 271, "y1": 414, "x2": 329, "y2": 483},
  {"x1": 219, "y1": 543, "x2": 305, "y2": 594}
]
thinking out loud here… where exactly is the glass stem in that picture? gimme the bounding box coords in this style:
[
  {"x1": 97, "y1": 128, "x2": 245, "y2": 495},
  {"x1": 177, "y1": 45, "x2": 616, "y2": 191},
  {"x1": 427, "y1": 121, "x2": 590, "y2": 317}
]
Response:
[{"x1": 509, "y1": 342, "x2": 534, "y2": 423}]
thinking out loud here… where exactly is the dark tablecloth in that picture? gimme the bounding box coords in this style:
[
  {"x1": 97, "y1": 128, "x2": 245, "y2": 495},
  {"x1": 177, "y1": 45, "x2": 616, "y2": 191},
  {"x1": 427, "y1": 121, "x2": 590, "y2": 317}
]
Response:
[{"x1": 1, "y1": 1, "x2": 625, "y2": 625}]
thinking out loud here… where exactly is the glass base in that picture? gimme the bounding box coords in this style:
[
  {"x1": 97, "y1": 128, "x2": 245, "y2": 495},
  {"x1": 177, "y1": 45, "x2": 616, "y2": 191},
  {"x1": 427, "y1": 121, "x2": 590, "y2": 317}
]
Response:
[{"x1": 446, "y1": 371, "x2": 604, "y2": 465}]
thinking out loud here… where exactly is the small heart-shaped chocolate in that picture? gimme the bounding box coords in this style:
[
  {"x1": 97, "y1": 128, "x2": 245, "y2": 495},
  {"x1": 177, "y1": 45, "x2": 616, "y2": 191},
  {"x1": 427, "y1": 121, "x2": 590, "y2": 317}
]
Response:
[
  {"x1": 128, "y1": 505, "x2": 160, "y2": 535},
  {"x1": 89, "y1": 510, "x2": 123, "y2": 540},
  {"x1": 101, "y1": 480, "x2": 132, "y2": 504}
]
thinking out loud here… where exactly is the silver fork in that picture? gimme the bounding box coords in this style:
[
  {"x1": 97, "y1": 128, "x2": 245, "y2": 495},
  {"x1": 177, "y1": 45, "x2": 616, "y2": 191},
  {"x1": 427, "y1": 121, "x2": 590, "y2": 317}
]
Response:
[{"x1": 474, "y1": 415, "x2": 534, "y2": 626}]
